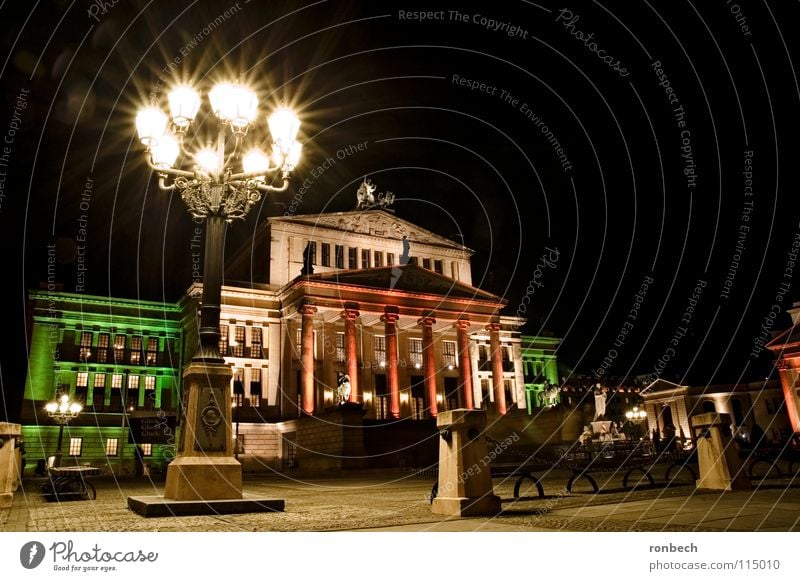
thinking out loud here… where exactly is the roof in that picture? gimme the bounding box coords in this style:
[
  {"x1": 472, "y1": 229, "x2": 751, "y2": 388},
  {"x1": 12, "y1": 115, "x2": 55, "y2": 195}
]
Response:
[
  {"x1": 293, "y1": 264, "x2": 504, "y2": 303},
  {"x1": 268, "y1": 209, "x2": 473, "y2": 253}
]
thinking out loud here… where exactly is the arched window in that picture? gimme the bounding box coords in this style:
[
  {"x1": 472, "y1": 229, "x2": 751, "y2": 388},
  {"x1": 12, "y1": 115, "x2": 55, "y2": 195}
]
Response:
[{"x1": 702, "y1": 400, "x2": 716, "y2": 413}]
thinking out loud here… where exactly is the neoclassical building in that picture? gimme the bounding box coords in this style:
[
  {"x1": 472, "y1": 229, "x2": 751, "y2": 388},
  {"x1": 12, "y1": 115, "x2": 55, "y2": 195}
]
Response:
[{"x1": 21, "y1": 195, "x2": 562, "y2": 474}]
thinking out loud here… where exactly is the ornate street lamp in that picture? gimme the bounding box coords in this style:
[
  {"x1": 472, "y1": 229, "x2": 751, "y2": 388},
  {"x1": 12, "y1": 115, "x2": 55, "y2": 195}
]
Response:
[
  {"x1": 132, "y1": 81, "x2": 302, "y2": 506},
  {"x1": 625, "y1": 405, "x2": 647, "y2": 441},
  {"x1": 45, "y1": 394, "x2": 82, "y2": 467},
  {"x1": 136, "y1": 82, "x2": 301, "y2": 363}
]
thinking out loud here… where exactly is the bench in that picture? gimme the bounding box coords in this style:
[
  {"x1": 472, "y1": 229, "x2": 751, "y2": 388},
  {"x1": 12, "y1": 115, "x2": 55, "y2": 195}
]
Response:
[{"x1": 41, "y1": 466, "x2": 99, "y2": 501}]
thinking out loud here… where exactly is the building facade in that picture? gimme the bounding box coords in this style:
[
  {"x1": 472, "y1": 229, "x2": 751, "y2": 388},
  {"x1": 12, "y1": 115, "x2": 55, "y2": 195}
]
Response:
[
  {"x1": 22, "y1": 291, "x2": 183, "y2": 475},
  {"x1": 21, "y1": 203, "x2": 563, "y2": 474}
]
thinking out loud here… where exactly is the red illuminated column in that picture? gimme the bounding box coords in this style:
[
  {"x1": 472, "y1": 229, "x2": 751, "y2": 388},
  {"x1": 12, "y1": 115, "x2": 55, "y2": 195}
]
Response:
[
  {"x1": 488, "y1": 322, "x2": 507, "y2": 415},
  {"x1": 382, "y1": 308, "x2": 401, "y2": 419},
  {"x1": 777, "y1": 359, "x2": 800, "y2": 433},
  {"x1": 343, "y1": 307, "x2": 360, "y2": 403},
  {"x1": 419, "y1": 315, "x2": 438, "y2": 417},
  {"x1": 300, "y1": 304, "x2": 317, "y2": 415},
  {"x1": 456, "y1": 319, "x2": 474, "y2": 410}
]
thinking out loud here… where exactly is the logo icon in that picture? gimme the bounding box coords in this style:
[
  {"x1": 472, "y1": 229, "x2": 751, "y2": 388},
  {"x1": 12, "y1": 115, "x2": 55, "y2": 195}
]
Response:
[{"x1": 20, "y1": 541, "x2": 46, "y2": 569}]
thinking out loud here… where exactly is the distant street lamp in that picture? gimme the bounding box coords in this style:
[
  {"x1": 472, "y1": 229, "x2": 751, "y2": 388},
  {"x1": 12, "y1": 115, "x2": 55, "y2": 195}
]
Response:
[
  {"x1": 625, "y1": 405, "x2": 647, "y2": 440},
  {"x1": 45, "y1": 394, "x2": 82, "y2": 467},
  {"x1": 136, "y1": 83, "x2": 301, "y2": 362}
]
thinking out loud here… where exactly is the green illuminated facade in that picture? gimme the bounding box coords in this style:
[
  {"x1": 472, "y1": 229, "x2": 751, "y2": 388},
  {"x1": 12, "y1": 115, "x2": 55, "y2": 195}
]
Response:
[
  {"x1": 521, "y1": 335, "x2": 561, "y2": 413},
  {"x1": 21, "y1": 290, "x2": 183, "y2": 476}
]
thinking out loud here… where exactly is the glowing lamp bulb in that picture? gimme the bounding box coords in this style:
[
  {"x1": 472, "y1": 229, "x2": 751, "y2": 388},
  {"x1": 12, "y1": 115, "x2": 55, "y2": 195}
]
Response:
[
  {"x1": 268, "y1": 106, "x2": 300, "y2": 153},
  {"x1": 195, "y1": 148, "x2": 222, "y2": 174},
  {"x1": 136, "y1": 107, "x2": 168, "y2": 146},
  {"x1": 242, "y1": 149, "x2": 270, "y2": 180},
  {"x1": 151, "y1": 133, "x2": 180, "y2": 169},
  {"x1": 168, "y1": 85, "x2": 201, "y2": 128}
]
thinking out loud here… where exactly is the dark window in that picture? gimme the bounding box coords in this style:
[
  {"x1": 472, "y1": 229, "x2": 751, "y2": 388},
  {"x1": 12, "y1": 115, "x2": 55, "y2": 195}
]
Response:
[
  {"x1": 410, "y1": 256, "x2": 418, "y2": 266},
  {"x1": 321, "y1": 243, "x2": 331, "y2": 267},
  {"x1": 361, "y1": 248, "x2": 370, "y2": 268},
  {"x1": 130, "y1": 336, "x2": 142, "y2": 364},
  {"x1": 387, "y1": 253, "x2": 394, "y2": 266},
  {"x1": 146, "y1": 337, "x2": 158, "y2": 365},
  {"x1": 348, "y1": 247, "x2": 357, "y2": 269},
  {"x1": 251, "y1": 327, "x2": 263, "y2": 358},
  {"x1": 335, "y1": 245, "x2": 345, "y2": 268},
  {"x1": 434, "y1": 260, "x2": 443, "y2": 274},
  {"x1": 250, "y1": 368, "x2": 262, "y2": 407},
  {"x1": 219, "y1": 324, "x2": 229, "y2": 356},
  {"x1": 79, "y1": 332, "x2": 92, "y2": 361},
  {"x1": 309, "y1": 241, "x2": 317, "y2": 265},
  {"x1": 374, "y1": 251, "x2": 383, "y2": 267},
  {"x1": 423, "y1": 258, "x2": 431, "y2": 270}
]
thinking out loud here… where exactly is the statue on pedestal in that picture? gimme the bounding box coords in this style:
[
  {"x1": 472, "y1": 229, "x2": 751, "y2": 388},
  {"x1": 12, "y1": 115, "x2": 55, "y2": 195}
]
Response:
[
  {"x1": 336, "y1": 372, "x2": 351, "y2": 404},
  {"x1": 593, "y1": 383, "x2": 607, "y2": 420}
]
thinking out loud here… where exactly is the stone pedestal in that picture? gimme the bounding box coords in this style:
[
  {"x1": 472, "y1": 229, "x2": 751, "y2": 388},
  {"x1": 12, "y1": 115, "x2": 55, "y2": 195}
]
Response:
[
  {"x1": 165, "y1": 362, "x2": 242, "y2": 500},
  {"x1": 691, "y1": 412, "x2": 751, "y2": 491},
  {"x1": 431, "y1": 409, "x2": 501, "y2": 517},
  {"x1": 0, "y1": 422, "x2": 22, "y2": 509},
  {"x1": 129, "y1": 363, "x2": 283, "y2": 517}
]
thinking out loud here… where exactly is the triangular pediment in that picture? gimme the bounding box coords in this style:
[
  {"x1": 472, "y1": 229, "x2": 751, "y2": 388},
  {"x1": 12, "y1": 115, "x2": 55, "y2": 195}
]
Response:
[
  {"x1": 268, "y1": 210, "x2": 472, "y2": 252},
  {"x1": 297, "y1": 264, "x2": 503, "y2": 303}
]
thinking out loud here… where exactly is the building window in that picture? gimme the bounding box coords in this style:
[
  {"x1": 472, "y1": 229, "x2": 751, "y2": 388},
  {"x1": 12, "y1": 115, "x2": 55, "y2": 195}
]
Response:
[
  {"x1": 504, "y1": 379, "x2": 515, "y2": 404},
  {"x1": 410, "y1": 256, "x2": 418, "y2": 266},
  {"x1": 335, "y1": 332, "x2": 346, "y2": 363},
  {"x1": 144, "y1": 376, "x2": 156, "y2": 390},
  {"x1": 232, "y1": 368, "x2": 244, "y2": 406},
  {"x1": 141, "y1": 443, "x2": 153, "y2": 457},
  {"x1": 112, "y1": 374, "x2": 123, "y2": 389},
  {"x1": 361, "y1": 248, "x2": 370, "y2": 269},
  {"x1": 321, "y1": 243, "x2": 331, "y2": 267},
  {"x1": 231, "y1": 326, "x2": 245, "y2": 357},
  {"x1": 443, "y1": 341, "x2": 457, "y2": 368},
  {"x1": 481, "y1": 378, "x2": 491, "y2": 403},
  {"x1": 219, "y1": 324, "x2": 229, "y2": 356},
  {"x1": 451, "y1": 262, "x2": 460, "y2": 279},
  {"x1": 335, "y1": 245, "x2": 345, "y2": 268},
  {"x1": 348, "y1": 247, "x2": 357, "y2": 269},
  {"x1": 130, "y1": 336, "x2": 142, "y2": 364},
  {"x1": 409, "y1": 338, "x2": 423, "y2": 368},
  {"x1": 308, "y1": 241, "x2": 317, "y2": 264},
  {"x1": 76, "y1": 371, "x2": 89, "y2": 388},
  {"x1": 68, "y1": 438, "x2": 83, "y2": 456},
  {"x1": 374, "y1": 335, "x2": 386, "y2": 367},
  {"x1": 97, "y1": 333, "x2": 109, "y2": 362},
  {"x1": 387, "y1": 253, "x2": 395, "y2": 266},
  {"x1": 422, "y1": 257, "x2": 431, "y2": 270},
  {"x1": 434, "y1": 260, "x2": 443, "y2": 275},
  {"x1": 113, "y1": 334, "x2": 126, "y2": 362},
  {"x1": 94, "y1": 373, "x2": 106, "y2": 389},
  {"x1": 79, "y1": 331, "x2": 92, "y2": 360},
  {"x1": 128, "y1": 375, "x2": 140, "y2": 390},
  {"x1": 251, "y1": 327, "x2": 263, "y2": 358},
  {"x1": 250, "y1": 368, "x2": 262, "y2": 407},
  {"x1": 374, "y1": 251, "x2": 383, "y2": 267},
  {"x1": 105, "y1": 438, "x2": 119, "y2": 456},
  {"x1": 146, "y1": 337, "x2": 158, "y2": 365}
]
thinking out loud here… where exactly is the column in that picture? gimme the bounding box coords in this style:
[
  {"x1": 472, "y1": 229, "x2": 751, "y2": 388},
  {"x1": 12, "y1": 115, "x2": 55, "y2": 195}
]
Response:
[
  {"x1": 382, "y1": 307, "x2": 401, "y2": 419},
  {"x1": 343, "y1": 306, "x2": 360, "y2": 403},
  {"x1": 487, "y1": 322, "x2": 506, "y2": 414},
  {"x1": 456, "y1": 319, "x2": 474, "y2": 410},
  {"x1": 777, "y1": 359, "x2": 800, "y2": 433},
  {"x1": 300, "y1": 304, "x2": 317, "y2": 415},
  {"x1": 419, "y1": 315, "x2": 438, "y2": 417}
]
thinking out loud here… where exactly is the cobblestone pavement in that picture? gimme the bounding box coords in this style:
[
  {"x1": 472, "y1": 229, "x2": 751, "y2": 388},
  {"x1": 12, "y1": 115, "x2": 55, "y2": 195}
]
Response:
[{"x1": 2, "y1": 469, "x2": 799, "y2": 532}]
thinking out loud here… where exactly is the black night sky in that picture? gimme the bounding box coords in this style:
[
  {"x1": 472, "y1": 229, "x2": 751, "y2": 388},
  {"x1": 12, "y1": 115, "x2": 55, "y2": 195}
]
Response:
[{"x1": 3, "y1": 1, "x2": 800, "y2": 422}]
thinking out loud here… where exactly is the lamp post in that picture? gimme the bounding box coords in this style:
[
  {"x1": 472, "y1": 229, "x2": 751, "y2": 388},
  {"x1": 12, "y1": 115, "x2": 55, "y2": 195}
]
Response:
[
  {"x1": 625, "y1": 405, "x2": 647, "y2": 440},
  {"x1": 45, "y1": 394, "x2": 82, "y2": 467},
  {"x1": 135, "y1": 81, "x2": 302, "y2": 502}
]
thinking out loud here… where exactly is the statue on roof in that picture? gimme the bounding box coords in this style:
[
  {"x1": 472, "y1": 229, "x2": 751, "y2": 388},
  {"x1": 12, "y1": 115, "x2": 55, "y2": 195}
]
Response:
[{"x1": 356, "y1": 178, "x2": 394, "y2": 210}]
